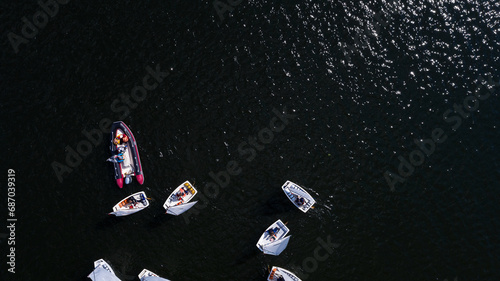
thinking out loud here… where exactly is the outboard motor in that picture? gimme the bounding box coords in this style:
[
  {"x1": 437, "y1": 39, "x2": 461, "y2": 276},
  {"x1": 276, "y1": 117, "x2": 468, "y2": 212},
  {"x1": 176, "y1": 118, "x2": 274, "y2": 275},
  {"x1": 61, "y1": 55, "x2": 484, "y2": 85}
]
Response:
[{"x1": 125, "y1": 175, "x2": 132, "y2": 184}]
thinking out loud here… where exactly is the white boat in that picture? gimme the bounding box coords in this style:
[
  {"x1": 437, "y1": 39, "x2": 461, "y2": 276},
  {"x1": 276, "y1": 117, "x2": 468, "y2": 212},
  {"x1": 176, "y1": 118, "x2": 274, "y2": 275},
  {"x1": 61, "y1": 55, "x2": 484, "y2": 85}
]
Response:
[
  {"x1": 282, "y1": 181, "x2": 316, "y2": 213},
  {"x1": 109, "y1": 191, "x2": 149, "y2": 216},
  {"x1": 163, "y1": 181, "x2": 198, "y2": 216},
  {"x1": 138, "y1": 268, "x2": 171, "y2": 281},
  {"x1": 256, "y1": 219, "x2": 291, "y2": 255},
  {"x1": 88, "y1": 259, "x2": 122, "y2": 281},
  {"x1": 267, "y1": 266, "x2": 301, "y2": 281}
]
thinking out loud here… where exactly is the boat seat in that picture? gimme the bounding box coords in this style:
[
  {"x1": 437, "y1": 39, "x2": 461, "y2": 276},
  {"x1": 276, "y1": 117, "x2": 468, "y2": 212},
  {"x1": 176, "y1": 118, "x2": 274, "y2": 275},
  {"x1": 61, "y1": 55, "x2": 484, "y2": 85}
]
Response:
[{"x1": 185, "y1": 183, "x2": 195, "y2": 194}]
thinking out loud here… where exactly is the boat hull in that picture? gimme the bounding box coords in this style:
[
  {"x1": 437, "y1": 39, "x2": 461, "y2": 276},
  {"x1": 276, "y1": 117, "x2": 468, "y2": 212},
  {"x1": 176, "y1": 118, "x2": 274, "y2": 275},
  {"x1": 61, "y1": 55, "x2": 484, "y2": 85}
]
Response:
[
  {"x1": 163, "y1": 181, "x2": 198, "y2": 215},
  {"x1": 138, "y1": 269, "x2": 171, "y2": 281},
  {"x1": 282, "y1": 181, "x2": 316, "y2": 213},
  {"x1": 109, "y1": 121, "x2": 144, "y2": 188},
  {"x1": 268, "y1": 266, "x2": 302, "y2": 281},
  {"x1": 256, "y1": 219, "x2": 291, "y2": 255},
  {"x1": 88, "y1": 259, "x2": 122, "y2": 281},
  {"x1": 109, "y1": 191, "x2": 149, "y2": 216}
]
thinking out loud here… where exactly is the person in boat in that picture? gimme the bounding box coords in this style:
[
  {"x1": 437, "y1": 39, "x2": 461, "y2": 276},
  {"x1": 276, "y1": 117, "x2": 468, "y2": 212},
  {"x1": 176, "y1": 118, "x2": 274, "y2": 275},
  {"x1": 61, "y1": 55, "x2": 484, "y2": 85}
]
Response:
[
  {"x1": 113, "y1": 134, "x2": 122, "y2": 145},
  {"x1": 107, "y1": 152, "x2": 124, "y2": 163},
  {"x1": 268, "y1": 227, "x2": 279, "y2": 241},
  {"x1": 295, "y1": 195, "x2": 305, "y2": 206},
  {"x1": 276, "y1": 276, "x2": 285, "y2": 281},
  {"x1": 118, "y1": 145, "x2": 128, "y2": 154},
  {"x1": 116, "y1": 153, "x2": 125, "y2": 163},
  {"x1": 114, "y1": 134, "x2": 130, "y2": 145},
  {"x1": 126, "y1": 196, "x2": 137, "y2": 206},
  {"x1": 115, "y1": 152, "x2": 125, "y2": 162},
  {"x1": 176, "y1": 187, "x2": 188, "y2": 199}
]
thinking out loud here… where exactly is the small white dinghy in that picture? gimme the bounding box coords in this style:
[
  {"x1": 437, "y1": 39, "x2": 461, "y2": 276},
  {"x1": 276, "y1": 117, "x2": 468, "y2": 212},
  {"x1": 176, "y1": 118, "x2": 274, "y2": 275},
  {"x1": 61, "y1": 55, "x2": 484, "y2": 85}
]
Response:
[
  {"x1": 138, "y1": 268, "x2": 171, "y2": 281},
  {"x1": 282, "y1": 181, "x2": 316, "y2": 213},
  {"x1": 88, "y1": 259, "x2": 122, "y2": 281},
  {"x1": 267, "y1": 266, "x2": 302, "y2": 281},
  {"x1": 256, "y1": 219, "x2": 291, "y2": 256},
  {"x1": 163, "y1": 181, "x2": 198, "y2": 216},
  {"x1": 109, "y1": 191, "x2": 149, "y2": 216}
]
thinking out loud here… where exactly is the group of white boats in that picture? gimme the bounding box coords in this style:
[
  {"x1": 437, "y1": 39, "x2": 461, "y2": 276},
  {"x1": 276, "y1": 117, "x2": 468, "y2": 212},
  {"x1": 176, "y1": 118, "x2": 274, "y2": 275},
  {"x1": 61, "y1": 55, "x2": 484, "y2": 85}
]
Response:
[
  {"x1": 88, "y1": 259, "x2": 171, "y2": 281},
  {"x1": 100, "y1": 180, "x2": 315, "y2": 281},
  {"x1": 97, "y1": 121, "x2": 317, "y2": 280},
  {"x1": 256, "y1": 180, "x2": 316, "y2": 257},
  {"x1": 109, "y1": 181, "x2": 198, "y2": 217},
  {"x1": 256, "y1": 180, "x2": 316, "y2": 281},
  {"x1": 89, "y1": 259, "x2": 301, "y2": 281}
]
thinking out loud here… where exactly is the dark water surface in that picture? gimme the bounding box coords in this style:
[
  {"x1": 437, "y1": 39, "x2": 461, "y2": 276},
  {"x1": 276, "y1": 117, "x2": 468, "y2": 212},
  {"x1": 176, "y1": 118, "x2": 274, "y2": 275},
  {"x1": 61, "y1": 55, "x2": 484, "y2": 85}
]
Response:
[{"x1": 1, "y1": 0, "x2": 499, "y2": 280}]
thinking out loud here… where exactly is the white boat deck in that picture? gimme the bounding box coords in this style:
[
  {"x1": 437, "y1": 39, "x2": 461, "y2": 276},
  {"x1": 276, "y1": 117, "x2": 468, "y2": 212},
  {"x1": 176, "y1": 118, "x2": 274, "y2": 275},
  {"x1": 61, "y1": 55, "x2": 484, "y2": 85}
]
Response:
[
  {"x1": 259, "y1": 220, "x2": 289, "y2": 244},
  {"x1": 282, "y1": 181, "x2": 316, "y2": 213},
  {"x1": 88, "y1": 259, "x2": 122, "y2": 281},
  {"x1": 268, "y1": 266, "x2": 301, "y2": 281},
  {"x1": 138, "y1": 269, "x2": 171, "y2": 281},
  {"x1": 114, "y1": 193, "x2": 147, "y2": 211},
  {"x1": 116, "y1": 129, "x2": 134, "y2": 176},
  {"x1": 163, "y1": 181, "x2": 197, "y2": 208},
  {"x1": 256, "y1": 219, "x2": 291, "y2": 255},
  {"x1": 110, "y1": 192, "x2": 149, "y2": 216}
]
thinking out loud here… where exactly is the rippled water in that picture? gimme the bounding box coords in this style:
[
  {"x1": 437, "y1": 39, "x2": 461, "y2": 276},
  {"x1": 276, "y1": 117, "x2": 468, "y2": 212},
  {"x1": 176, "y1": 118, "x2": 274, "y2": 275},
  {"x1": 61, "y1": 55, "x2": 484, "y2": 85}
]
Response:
[{"x1": 2, "y1": 0, "x2": 499, "y2": 280}]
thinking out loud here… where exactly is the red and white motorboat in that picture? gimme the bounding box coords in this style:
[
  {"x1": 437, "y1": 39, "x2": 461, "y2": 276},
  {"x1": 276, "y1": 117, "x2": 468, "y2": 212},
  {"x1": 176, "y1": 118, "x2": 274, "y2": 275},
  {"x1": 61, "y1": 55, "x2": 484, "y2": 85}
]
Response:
[{"x1": 108, "y1": 121, "x2": 144, "y2": 188}]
